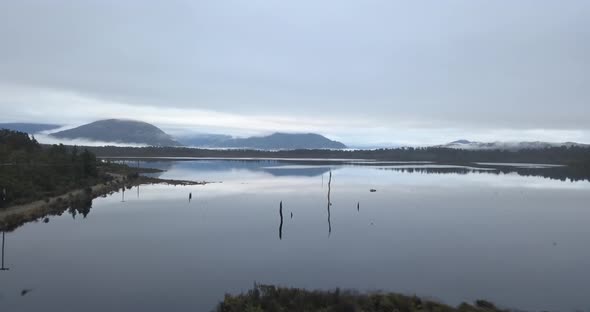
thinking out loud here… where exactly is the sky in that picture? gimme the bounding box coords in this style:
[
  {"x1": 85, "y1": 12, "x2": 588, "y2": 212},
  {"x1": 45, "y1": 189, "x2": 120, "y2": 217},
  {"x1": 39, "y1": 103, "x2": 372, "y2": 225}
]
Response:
[{"x1": 1, "y1": 0, "x2": 589, "y2": 146}]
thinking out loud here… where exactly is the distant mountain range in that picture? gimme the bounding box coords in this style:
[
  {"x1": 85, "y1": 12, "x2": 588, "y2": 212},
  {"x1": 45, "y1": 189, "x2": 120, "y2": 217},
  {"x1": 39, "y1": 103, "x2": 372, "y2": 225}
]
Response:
[
  {"x1": 183, "y1": 132, "x2": 347, "y2": 150},
  {"x1": 50, "y1": 119, "x2": 181, "y2": 146},
  {"x1": 236, "y1": 132, "x2": 346, "y2": 149},
  {"x1": 175, "y1": 134, "x2": 233, "y2": 147},
  {"x1": 439, "y1": 139, "x2": 589, "y2": 150},
  {"x1": 40, "y1": 119, "x2": 347, "y2": 149},
  {"x1": 4, "y1": 120, "x2": 586, "y2": 151},
  {"x1": 0, "y1": 123, "x2": 61, "y2": 133}
]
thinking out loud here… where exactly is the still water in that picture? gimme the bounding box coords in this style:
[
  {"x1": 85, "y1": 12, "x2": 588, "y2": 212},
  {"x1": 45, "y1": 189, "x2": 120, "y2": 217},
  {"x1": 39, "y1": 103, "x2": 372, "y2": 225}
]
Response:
[{"x1": 1, "y1": 160, "x2": 590, "y2": 311}]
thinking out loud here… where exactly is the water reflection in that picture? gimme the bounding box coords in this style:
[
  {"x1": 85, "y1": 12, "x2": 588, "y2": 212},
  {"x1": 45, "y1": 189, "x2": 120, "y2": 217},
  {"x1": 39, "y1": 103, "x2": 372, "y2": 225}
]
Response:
[
  {"x1": 380, "y1": 165, "x2": 590, "y2": 182},
  {"x1": 119, "y1": 158, "x2": 590, "y2": 183},
  {"x1": 132, "y1": 159, "x2": 333, "y2": 178},
  {"x1": 2, "y1": 160, "x2": 589, "y2": 235},
  {"x1": 1, "y1": 231, "x2": 8, "y2": 271},
  {"x1": 264, "y1": 166, "x2": 332, "y2": 177},
  {"x1": 327, "y1": 170, "x2": 332, "y2": 237},
  {"x1": 109, "y1": 159, "x2": 172, "y2": 178},
  {"x1": 2, "y1": 160, "x2": 590, "y2": 312},
  {"x1": 68, "y1": 193, "x2": 93, "y2": 219},
  {"x1": 0, "y1": 190, "x2": 97, "y2": 232}
]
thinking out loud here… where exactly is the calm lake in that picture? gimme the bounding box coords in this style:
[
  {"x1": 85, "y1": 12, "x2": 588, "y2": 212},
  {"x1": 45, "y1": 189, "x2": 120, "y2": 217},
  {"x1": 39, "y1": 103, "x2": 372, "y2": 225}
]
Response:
[{"x1": 1, "y1": 159, "x2": 590, "y2": 311}]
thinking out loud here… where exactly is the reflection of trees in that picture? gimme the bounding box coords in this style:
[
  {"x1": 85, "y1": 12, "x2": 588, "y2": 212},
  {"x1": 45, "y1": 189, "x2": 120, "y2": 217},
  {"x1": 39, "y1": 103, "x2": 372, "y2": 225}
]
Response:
[
  {"x1": 88, "y1": 145, "x2": 590, "y2": 167},
  {"x1": 68, "y1": 192, "x2": 93, "y2": 219},
  {"x1": 380, "y1": 166, "x2": 590, "y2": 182},
  {"x1": 1, "y1": 190, "x2": 95, "y2": 232}
]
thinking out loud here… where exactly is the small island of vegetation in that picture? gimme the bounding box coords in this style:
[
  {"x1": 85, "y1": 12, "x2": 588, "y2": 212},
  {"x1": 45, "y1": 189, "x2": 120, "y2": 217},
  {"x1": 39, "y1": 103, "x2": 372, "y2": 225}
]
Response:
[{"x1": 216, "y1": 284, "x2": 508, "y2": 312}]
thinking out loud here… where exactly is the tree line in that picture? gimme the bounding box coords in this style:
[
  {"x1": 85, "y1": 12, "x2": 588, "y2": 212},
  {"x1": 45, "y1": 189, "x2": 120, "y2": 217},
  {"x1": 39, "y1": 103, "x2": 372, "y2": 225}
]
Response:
[
  {"x1": 83, "y1": 144, "x2": 590, "y2": 167},
  {"x1": 0, "y1": 129, "x2": 100, "y2": 208}
]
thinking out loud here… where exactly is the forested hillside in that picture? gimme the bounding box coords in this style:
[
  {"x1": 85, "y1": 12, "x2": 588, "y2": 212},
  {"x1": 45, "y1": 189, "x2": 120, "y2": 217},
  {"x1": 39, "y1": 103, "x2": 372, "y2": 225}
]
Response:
[{"x1": 0, "y1": 129, "x2": 101, "y2": 208}]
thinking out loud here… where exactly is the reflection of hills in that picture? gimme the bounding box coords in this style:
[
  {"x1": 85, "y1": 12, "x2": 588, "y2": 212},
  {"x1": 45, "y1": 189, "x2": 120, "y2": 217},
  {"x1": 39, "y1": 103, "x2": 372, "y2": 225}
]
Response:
[
  {"x1": 121, "y1": 159, "x2": 590, "y2": 181},
  {"x1": 166, "y1": 160, "x2": 332, "y2": 177},
  {"x1": 382, "y1": 166, "x2": 590, "y2": 182},
  {"x1": 263, "y1": 167, "x2": 331, "y2": 177}
]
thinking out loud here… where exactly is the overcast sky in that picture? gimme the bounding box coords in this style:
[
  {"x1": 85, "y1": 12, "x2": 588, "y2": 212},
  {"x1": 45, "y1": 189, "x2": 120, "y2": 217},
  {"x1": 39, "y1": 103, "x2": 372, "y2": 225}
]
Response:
[{"x1": 1, "y1": 0, "x2": 589, "y2": 146}]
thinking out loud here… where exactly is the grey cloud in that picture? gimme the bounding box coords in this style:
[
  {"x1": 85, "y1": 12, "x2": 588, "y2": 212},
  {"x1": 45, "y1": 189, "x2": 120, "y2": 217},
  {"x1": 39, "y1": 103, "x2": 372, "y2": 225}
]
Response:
[{"x1": 0, "y1": 0, "x2": 589, "y2": 135}]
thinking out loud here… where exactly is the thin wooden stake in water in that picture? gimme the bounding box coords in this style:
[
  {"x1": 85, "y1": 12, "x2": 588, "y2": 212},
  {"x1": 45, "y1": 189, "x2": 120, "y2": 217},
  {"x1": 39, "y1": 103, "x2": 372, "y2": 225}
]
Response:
[
  {"x1": 0, "y1": 231, "x2": 8, "y2": 271},
  {"x1": 279, "y1": 201, "x2": 283, "y2": 240},
  {"x1": 327, "y1": 170, "x2": 332, "y2": 236}
]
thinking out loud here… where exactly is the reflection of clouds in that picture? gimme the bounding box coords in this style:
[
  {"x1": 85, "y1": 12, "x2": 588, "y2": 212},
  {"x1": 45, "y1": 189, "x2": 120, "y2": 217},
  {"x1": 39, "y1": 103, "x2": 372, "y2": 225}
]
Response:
[
  {"x1": 120, "y1": 175, "x2": 327, "y2": 201},
  {"x1": 262, "y1": 165, "x2": 338, "y2": 169},
  {"x1": 347, "y1": 161, "x2": 433, "y2": 164},
  {"x1": 318, "y1": 167, "x2": 590, "y2": 190},
  {"x1": 153, "y1": 163, "x2": 590, "y2": 201},
  {"x1": 161, "y1": 162, "x2": 336, "y2": 179},
  {"x1": 161, "y1": 168, "x2": 263, "y2": 182},
  {"x1": 202, "y1": 177, "x2": 327, "y2": 198},
  {"x1": 90, "y1": 160, "x2": 588, "y2": 206}
]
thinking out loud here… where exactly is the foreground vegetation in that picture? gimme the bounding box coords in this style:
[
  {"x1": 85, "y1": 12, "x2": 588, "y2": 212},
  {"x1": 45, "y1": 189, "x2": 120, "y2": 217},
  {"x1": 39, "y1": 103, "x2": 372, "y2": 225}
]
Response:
[{"x1": 216, "y1": 284, "x2": 509, "y2": 312}]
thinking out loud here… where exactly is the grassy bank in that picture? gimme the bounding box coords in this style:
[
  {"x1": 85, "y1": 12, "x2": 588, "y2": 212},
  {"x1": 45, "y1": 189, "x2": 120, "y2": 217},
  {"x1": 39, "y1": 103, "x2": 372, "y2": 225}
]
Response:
[
  {"x1": 0, "y1": 171, "x2": 208, "y2": 232},
  {"x1": 216, "y1": 284, "x2": 509, "y2": 312}
]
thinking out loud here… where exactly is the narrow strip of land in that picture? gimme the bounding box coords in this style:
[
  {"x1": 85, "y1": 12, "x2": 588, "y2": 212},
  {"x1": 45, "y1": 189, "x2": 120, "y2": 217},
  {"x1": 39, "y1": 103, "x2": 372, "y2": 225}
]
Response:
[{"x1": 0, "y1": 173, "x2": 209, "y2": 231}]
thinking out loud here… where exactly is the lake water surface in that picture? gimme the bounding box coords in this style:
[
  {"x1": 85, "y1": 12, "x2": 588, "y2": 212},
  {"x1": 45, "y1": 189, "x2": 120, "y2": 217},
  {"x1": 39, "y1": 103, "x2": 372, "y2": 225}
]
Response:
[{"x1": 1, "y1": 160, "x2": 590, "y2": 311}]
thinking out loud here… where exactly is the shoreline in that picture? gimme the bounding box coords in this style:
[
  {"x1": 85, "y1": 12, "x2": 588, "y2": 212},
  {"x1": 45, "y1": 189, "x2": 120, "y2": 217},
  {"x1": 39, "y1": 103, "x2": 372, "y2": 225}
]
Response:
[{"x1": 0, "y1": 173, "x2": 210, "y2": 231}]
